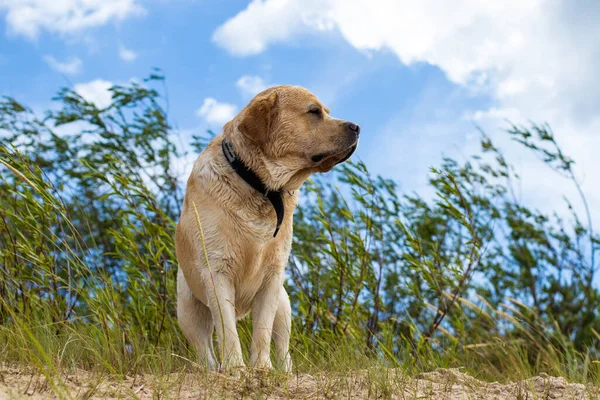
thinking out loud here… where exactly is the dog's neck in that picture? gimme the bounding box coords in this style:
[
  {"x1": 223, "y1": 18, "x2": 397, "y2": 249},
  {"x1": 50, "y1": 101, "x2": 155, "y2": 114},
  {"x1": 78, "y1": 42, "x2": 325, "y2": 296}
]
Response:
[
  {"x1": 222, "y1": 135, "x2": 290, "y2": 237},
  {"x1": 223, "y1": 125, "x2": 313, "y2": 193}
]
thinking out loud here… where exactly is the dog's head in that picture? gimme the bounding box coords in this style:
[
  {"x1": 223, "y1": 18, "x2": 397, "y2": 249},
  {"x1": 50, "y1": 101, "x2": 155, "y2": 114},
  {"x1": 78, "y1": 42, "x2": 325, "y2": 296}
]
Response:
[{"x1": 229, "y1": 85, "x2": 359, "y2": 188}]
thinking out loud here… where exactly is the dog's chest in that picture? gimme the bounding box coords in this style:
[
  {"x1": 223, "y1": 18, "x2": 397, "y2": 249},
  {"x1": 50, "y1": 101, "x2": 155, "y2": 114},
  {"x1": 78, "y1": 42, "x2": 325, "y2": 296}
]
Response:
[
  {"x1": 234, "y1": 200, "x2": 294, "y2": 268},
  {"x1": 232, "y1": 237, "x2": 289, "y2": 317},
  {"x1": 231, "y1": 204, "x2": 293, "y2": 309},
  {"x1": 238, "y1": 209, "x2": 276, "y2": 239},
  {"x1": 236, "y1": 225, "x2": 290, "y2": 277}
]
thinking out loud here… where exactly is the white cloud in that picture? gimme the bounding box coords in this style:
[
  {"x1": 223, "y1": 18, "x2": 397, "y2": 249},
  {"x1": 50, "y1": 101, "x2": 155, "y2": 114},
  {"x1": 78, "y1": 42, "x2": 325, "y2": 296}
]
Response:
[
  {"x1": 74, "y1": 79, "x2": 113, "y2": 109},
  {"x1": 212, "y1": 0, "x2": 314, "y2": 56},
  {"x1": 196, "y1": 98, "x2": 237, "y2": 126},
  {"x1": 0, "y1": 0, "x2": 144, "y2": 39},
  {"x1": 214, "y1": 0, "x2": 600, "y2": 227},
  {"x1": 462, "y1": 107, "x2": 521, "y2": 123},
  {"x1": 214, "y1": 1, "x2": 556, "y2": 92},
  {"x1": 212, "y1": 1, "x2": 600, "y2": 126},
  {"x1": 119, "y1": 44, "x2": 137, "y2": 62},
  {"x1": 236, "y1": 75, "x2": 269, "y2": 97},
  {"x1": 43, "y1": 55, "x2": 82, "y2": 75}
]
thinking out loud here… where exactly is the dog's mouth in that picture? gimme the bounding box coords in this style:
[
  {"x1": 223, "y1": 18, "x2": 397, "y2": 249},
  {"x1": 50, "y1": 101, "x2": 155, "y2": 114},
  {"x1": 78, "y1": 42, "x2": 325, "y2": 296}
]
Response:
[
  {"x1": 335, "y1": 143, "x2": 357, "y2": 165},
  {"x1": 312, "y1": 141, "x2": 358, "y2": 172}
]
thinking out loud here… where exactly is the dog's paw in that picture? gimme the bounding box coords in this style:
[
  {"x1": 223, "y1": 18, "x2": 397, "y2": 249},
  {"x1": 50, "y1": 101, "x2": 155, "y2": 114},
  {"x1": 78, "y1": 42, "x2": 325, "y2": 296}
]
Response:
[
  {"x1": 195, "y1": 354, "x2": 219, "y2": 372},
  {"x1": 218, "y1": 358, "x2": 247, "y2": 378},
  {"x1": 250, "y1": 358, "x2": 273, "y2": 371},
  {"x1": 280, "y1": 356, "x2": 292, "y2": 375}
]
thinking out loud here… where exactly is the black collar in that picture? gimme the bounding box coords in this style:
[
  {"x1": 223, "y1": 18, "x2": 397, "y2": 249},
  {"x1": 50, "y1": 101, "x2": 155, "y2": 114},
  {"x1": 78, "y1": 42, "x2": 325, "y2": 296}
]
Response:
[{"x1": 222, "y1": 138, "x2": 284, "y2": 237}]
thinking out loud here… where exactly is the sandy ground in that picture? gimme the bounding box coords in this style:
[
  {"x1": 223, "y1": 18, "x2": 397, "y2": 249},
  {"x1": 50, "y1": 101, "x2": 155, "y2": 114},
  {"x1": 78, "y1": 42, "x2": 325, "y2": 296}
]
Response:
[{"x1": 0, "y1": 366, "x2": 598, "y2": 399}]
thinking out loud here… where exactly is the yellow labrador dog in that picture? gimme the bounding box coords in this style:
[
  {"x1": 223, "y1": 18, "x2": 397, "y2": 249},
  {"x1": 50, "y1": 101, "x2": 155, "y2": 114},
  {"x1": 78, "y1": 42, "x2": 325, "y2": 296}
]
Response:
[{"x1": 175, "y1": 85, "x2": 359, "y2": 372}]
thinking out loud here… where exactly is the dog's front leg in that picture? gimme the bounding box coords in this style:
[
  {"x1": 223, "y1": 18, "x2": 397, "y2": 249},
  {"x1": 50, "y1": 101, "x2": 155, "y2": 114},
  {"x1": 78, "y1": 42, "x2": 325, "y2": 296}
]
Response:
[
  {"x1": 250, "y1": 273, "x2": 283, "y2": 369},
  {"x1": 202, "y1": 270, "x2": 245, "y2": 370},
  {"x1": 273, "y1": 286, "x2": 292, "y2": 373}
]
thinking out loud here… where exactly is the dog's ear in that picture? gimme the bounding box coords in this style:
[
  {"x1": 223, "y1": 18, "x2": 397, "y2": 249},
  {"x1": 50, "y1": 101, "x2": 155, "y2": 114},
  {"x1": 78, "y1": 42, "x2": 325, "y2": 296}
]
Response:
[{"x1": 238, "y1": 91, "x2": 278, "y2": 143}]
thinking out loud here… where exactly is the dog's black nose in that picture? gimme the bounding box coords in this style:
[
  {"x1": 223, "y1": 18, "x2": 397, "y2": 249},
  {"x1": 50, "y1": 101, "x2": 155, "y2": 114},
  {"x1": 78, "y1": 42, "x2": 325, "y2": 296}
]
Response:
[{"x1": 346, "y1": 122, "x2": 360, "y2": 135}]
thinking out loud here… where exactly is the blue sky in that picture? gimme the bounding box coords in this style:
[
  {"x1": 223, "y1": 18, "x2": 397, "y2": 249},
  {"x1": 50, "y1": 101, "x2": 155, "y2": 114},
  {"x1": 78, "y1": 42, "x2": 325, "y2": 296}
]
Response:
[{"x1": 1, "y1": 0, "x2": 600, "y2": 224}]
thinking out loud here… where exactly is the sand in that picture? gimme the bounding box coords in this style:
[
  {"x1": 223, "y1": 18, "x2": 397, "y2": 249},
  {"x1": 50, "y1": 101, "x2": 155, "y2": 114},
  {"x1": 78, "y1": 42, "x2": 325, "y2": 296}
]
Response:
[{"x1": 1, "y1": 366, "x2": 598, "y2": 399}]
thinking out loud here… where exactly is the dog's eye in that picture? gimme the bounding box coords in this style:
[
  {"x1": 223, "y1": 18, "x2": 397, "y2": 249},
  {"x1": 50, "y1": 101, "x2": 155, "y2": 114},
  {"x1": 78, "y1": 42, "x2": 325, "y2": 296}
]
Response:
[
  {"x1": 307, "y1": 106, "x2": 321, "y2": 115},
  {"x1": 311, "y1": 154, "x2": 325, "y2": 162}
]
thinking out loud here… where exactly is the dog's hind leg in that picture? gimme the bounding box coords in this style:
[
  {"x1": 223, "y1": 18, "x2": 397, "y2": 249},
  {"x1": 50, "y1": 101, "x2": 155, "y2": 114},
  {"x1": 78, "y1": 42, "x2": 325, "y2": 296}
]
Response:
[
  {"x1": 177, "y1": 268, "x2": 217, "y2": 370},
  {"x1": 272, "y1": 286, "x2": 292, "y2": 373}
]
